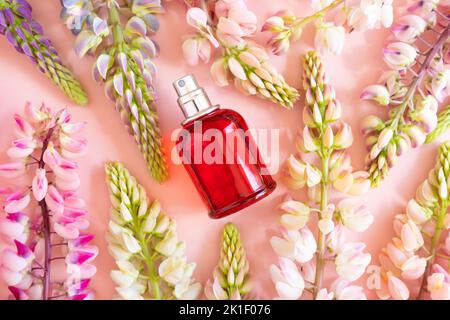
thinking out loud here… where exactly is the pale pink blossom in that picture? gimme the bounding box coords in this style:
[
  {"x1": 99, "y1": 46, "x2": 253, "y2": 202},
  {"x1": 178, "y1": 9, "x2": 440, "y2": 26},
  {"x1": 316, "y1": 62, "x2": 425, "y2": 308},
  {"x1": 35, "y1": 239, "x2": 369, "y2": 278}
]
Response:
[
  {"x1": 383, "y1": 42, "x2": 417, "y2": 70},
  {"x1": 387, "y1": 273, "x2": 410, "y2": 300},
  {"x1": 315, "y1": 288, "x2": 334, "y2": 300},
  {"x1": 279, "y1": 200, "x2": 310, "y2": 231},
  {"x1": 385, "y1": 240, "x2": 409, "y2": 269},
  {"x1": 186, "y1": 7, "x2": 219, "y2": 48},
  {"x1": 427, "y1": 272, "x2": 450, "y2": 300},
  {"x1": 333, "y1": 122, "x2": 353, "y2": 149},
  {"x1": 330, "y1": 278, "x2": 367, "y2": 300},
  {"x1": 337, "y1": 198, "x2": 373, "y2": 232},
  {"x1": 326, "y1": 223, "x2": 345, "y2": 254},
  {"x1": 430, "y1": 69, "x2": 450, "y2": 102},
  {"x1": 301, "y1": 127, "x2": 318, "y2": 153},
  {"x1": 360, "y1": 84, "x2": 390, "y2": 105},
  {"x1": 400, "y1": 219, "x2": 424, "y2": 252},
  {"x1": 0, "y1": 162, "x2": 26, "y2": 178},
  {"x1": 182, "y1": 37, "x2": 212, "y2": 66},
  {"x1": 377, "y1": 128, "x2": 393, "y2": 149},
  {"x1": 335, "y1": 243, "x2": 371, "y2": 281},
  {"x1": 400, "y1": 255, "x2": 426, "y2": 280},
  {"x1": 270, "y1": 228, "x2": 317, "y2": 263},
  {"x1": 406, "y1": 199, "x2": 432, "y2": 224},
  {"x1": 391, "y1": 14, "x2": 427, "y2": 42},
  {"x1": 403, "y1": 126, "x2": 426, "y2": 148},
  {"x1": 215, "y1": 4, "x2": 257, "y2": 46},
  {"x1": 270, "y1": 257, "x2": 305, "y2": 299}
]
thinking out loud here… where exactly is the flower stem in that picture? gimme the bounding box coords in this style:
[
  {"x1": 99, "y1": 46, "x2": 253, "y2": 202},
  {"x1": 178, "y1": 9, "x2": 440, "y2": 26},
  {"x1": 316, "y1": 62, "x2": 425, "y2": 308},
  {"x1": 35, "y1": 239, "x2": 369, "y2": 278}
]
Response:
[
  {"x1": 38, "y1": 126, "x2": 55, "y2": 301},
  {"x1": 138, "y1": 234, "x2": 162, "y2": 299},
  {"x1": 313, "y1": 128, "x2": 330, "y2": 298},
  {"x1": 293, "y1": 0, "x2": 345, "y2": 29},
  {"x1": 108, "y1": 2, "x2": 124, "y2": 45},
  {"x1": 417, "y1": 199, "x2": 448, "y2": 299},
  {"x1": 389, "y1": 20, "x2": 450, "y2": 132}
]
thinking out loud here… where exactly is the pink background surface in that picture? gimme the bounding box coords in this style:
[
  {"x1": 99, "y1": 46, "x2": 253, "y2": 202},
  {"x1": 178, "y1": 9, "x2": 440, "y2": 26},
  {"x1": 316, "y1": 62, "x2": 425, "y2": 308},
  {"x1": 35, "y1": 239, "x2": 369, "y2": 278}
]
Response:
[{"x1": 0, "y1": 0, "x2": 443, "y2": 299}]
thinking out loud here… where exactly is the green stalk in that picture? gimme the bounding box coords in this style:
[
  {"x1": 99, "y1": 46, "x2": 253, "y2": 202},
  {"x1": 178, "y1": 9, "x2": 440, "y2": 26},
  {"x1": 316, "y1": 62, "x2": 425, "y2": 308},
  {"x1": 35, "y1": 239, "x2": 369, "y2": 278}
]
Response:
[
  {"x1": 138, "y1": 234, "x2": 161, "y2": 299},
  {"x1": 313, "y1": 153, "x2": 330, "y2": 297},
  {"x1": 293, "y1": 0, "x2": 345, "y2": 29},
  {"x1": 417, "y1": 199, "x2": 448, "y2": 299}
]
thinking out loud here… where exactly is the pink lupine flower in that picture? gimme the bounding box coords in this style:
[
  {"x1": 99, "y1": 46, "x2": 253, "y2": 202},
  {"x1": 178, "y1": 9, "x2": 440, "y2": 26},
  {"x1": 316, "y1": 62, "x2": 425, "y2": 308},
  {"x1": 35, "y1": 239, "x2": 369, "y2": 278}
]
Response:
[
  {"x1": 7, "y1": 137, "x2": 36, "y2": 159},
  {"x1": 335, "y1": 243, "x2": 371, "y2": 281},
  {"x1": 4, "y1": 192, "x2": 31, "y2": 214},
  {"x1": 32, "y1": 169, "x2": 48, "y2": 201},
  {"x1": 0, "y1": 162, "x2": 26, "y2": 178},
  {"x1": 13, "y1": 114, "x2": 34, "y2": 137},
  {"x1": 0, "y1": 104, "x2": 96, "y2": 300}
]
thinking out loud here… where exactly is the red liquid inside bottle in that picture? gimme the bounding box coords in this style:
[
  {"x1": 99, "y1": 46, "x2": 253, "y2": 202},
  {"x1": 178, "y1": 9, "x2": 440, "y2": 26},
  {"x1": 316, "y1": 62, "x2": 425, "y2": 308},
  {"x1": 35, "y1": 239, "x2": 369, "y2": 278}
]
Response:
[{"x1": 174, "y1": 75, "x2": 276, "y2": 219}]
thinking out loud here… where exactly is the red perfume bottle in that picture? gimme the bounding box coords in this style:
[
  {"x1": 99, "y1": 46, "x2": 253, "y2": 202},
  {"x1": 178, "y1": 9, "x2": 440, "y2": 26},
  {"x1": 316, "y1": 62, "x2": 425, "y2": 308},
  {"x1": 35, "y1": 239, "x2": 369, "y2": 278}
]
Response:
[{"x1": 173, "y1": 75, "x2": 276, "y2": 219}]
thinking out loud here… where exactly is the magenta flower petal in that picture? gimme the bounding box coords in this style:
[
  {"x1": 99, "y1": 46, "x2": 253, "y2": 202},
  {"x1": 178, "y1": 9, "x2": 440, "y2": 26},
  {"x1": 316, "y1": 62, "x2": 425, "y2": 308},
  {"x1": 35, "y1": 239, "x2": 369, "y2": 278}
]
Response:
[
  {"x1": 4, "y1": 192, "x2": 30, "y2": 213},
  {"x1": 14, "y1": 240, "x2": 34, "y2": 260},
  {"x1": 32, "y1": 168, "x2": 48, "y2": 201}
]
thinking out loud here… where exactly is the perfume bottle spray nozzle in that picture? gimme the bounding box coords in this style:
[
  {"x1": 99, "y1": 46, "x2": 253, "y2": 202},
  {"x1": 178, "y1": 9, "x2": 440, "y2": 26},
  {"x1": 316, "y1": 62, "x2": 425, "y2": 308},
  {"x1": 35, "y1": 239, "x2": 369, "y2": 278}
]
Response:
[{"x1": 173, "y1": 74, "x2": 214, "y2": 121}]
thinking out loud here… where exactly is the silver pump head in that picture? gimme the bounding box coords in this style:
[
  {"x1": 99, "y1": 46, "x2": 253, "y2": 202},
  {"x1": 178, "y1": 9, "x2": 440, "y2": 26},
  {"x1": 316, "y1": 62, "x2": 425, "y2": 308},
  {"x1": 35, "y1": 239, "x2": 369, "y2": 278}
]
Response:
[{"x1": 173, "y1": 75, "x2": 216, "y2": 122}]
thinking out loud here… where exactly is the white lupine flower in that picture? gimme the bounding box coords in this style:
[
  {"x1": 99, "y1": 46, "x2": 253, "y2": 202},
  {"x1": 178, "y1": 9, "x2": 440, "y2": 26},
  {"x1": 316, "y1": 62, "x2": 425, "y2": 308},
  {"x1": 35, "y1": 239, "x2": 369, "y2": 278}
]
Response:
[
  {"x1": 348, "y1": 0, "x2": 393, "y2": 31},
  {"x1": 315, "y1": 22, "x2": 345, "y2": 55}
]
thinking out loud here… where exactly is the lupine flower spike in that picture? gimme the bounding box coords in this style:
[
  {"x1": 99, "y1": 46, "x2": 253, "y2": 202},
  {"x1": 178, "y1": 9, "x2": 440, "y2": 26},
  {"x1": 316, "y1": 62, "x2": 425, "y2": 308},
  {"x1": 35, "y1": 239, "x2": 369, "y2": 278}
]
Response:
[
  {"x1": 105, "y1": 162, "x2": 201, "y2": 300},
  {"x1": 373, "y1": 141, "x2": 450, "y2": 300},
  {"x1": 181, "y1": 0, "x2": 299, "y2": 109},
  {"x1": 270, "y1": 51, "x2": 373, "y2": 300},
  {"x1": 61, "y1": 0, "x2": 168, "y2": 182},
  {"x1": 0, "y1": 0, "x2": 87, "y2": 105},
  {"x1": 205, "y1": 223, "x2": 252, "y2": 300},
  {"x1": 361, "y1": 0, "x2": 450, "y2": 186},
  {"x1": 0, "y1": 103, "x2": 96, "y2": 300},
  {"x1": 262, "y1": 0, "x2": 393, "y2": 55}
]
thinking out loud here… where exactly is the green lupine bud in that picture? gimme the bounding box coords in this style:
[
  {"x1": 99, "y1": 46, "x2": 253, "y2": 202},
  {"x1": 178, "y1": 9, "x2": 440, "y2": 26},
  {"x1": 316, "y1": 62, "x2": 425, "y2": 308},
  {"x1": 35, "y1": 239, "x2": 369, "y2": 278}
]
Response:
[
  {"x1": 104, "y1": 161, "x2": 200, "y2": 299},
  {"x1": 206, "y1": 223, "x2": 252, "y2": 300}
]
